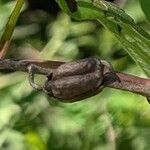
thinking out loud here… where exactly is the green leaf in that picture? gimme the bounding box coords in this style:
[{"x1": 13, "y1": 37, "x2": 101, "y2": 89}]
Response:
[
  {"x1": 56, "y1": 0, "x2": 150, "y2": 77},
  {"x1": 139, "y1": 0, "x2": 150, "y2": 21},
  {"x1": 0, "y1": 0, "x2": 25, "y2": 46}
]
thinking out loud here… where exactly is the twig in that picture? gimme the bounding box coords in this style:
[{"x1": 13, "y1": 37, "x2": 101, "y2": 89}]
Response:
[
  {"x1": 108, "y1": 73, "x2": 150, "y2": 99},
  {"x1": 0, "y1": 59, "x2": 149, "y2": 101},
  {"x1": 0, "y1": 59, "x2": 64, "y2": 74}
]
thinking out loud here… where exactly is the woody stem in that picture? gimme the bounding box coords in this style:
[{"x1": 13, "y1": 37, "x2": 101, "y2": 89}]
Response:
[
  {"x1": 107, "y1": 72, "x2": 150, "y2": 98},
  {"x1": 0, "y1": 59, "x2": 149, "y2": 100}
]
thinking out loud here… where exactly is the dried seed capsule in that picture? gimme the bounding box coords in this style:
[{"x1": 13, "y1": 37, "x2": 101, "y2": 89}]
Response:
[{"x1": 44, "y1": 57, "x2": 104, "y2": 102}]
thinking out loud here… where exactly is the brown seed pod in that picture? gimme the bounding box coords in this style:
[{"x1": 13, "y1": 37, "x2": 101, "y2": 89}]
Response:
[{"x1": 44, "y1": 57, "x2": 104, "y2": 102}]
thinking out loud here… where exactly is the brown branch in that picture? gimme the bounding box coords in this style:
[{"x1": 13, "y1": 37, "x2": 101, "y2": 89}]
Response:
[
  {"x1": 0, "y1": 59, "x2": 64, "y2": 74},
  {"x1": 0, "y1": 58, "x2": 149, "y2": 101},
  {"x1": 108, "y1": 73, "x2": 150, "y2": 99}
]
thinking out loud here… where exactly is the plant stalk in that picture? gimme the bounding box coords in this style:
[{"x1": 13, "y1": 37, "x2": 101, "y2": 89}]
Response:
[
  {"x1": 108, "y1": 72, "x2": 150, "y2": 99},
  {"x1": 0, "y1": 59, "x2": 149, "y2": 101}
]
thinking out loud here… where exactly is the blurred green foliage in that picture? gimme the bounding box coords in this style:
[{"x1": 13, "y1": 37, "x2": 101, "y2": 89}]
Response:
[
  {"x1": 0, "y1": 0, "x2": 150, "y2": 150},
  {"x1": 139, "y1": 0, "x2": 150, "y2": 21}
]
